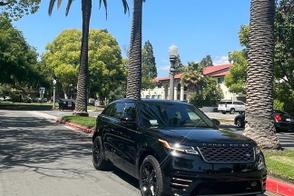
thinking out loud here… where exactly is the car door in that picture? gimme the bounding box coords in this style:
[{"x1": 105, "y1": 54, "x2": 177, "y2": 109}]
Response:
[
  {"x1": 101, "y1": 102, "x2": 125, "y2": 165},
  {"x1": 114, "y1": 102, "x2": 141, "y2": 177}
]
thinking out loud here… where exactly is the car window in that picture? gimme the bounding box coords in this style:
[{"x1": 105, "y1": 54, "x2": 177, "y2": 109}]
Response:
[
  {"x1": 124, "y1": 103, "x2": 137, "y2": 121},
  {"x1": 103, "y1": 102, "x2": 125, "y2": 119},
  {"x1": 103, "y1": 104, "x2": 115, "y2": 116},
  {"x1": 113, "y1": 103, "x2": 125, "y2": 119},
  {"x1": 139, "y1": 102, "x2": 214, "y2": 128}
]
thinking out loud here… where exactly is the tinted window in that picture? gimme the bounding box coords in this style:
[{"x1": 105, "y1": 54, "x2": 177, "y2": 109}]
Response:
[
  {"x1": 103, "y1": 104, "x2": 115, "y2": 116},
  {"x1": 139, "y1": 102, "x2": 214, "y2": 128},
  {"x1": 124, "y1": 103, "x2": 137, "y2": 121},
  {"x1": 103, "y1": 102, "x2": 124, "y2": 119},
  {"x1": 113, "y1": 103, "x2": 125, "y2": 119}
]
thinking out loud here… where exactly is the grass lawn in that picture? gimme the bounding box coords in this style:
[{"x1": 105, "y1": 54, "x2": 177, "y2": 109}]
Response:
[
  {"x1": 264, "y1": 150, "x2": 294, "y2": 183},
  {"x1": 62, "y1": 115, "x2": 96, "y2": 128}
]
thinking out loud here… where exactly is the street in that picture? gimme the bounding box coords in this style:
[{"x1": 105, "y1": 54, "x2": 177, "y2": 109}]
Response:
[
  {"x1": 0, "y1": 110, "x2": 281, "y2": 196},
  {"x1": 0, "y1": 110, "x2": 139, "y2": 196}
]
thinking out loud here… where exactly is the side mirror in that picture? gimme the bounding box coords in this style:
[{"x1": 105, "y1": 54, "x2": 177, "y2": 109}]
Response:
[
  {"x1": 120, "y1": 117, "x2": 136, "y2": 125},
  {"x1": 212, "y1": 119, "x2": 220, "y2": 127}
]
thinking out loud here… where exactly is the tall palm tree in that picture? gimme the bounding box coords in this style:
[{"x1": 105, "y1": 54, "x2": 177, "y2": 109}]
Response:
[
  {"x1": 126, "y1": 0, "x2": 144, "y2": 99},
  {"x1": 244, "y1": 0, "x2": 280, "y2": 149},
  {"x1": 49, "y1": 0, "x2": 128, "y2": 116}
]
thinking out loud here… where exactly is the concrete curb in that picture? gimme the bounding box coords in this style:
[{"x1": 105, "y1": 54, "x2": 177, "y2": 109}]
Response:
[
  {"x1": 57, "y1": 119, "x2": 94, "y2": 134},
  {"x1": 267, "y1": 177, "x2": 294, "y2": 196},
  {"x1": 57, "y1": 119, "x2": 294, "y2": 196}
]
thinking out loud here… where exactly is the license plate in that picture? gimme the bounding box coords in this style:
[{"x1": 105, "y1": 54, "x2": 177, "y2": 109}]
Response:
[{"x1": 68, "y1": 102, "x2": 72, "y2": 107}]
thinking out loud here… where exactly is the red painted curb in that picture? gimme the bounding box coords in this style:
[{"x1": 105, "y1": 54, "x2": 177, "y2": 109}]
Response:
[
  {"x1": 57, "y1": 119, "x2": 94, "y2": 134},
  {"x1": 267, "y1": 177, "x2": 294, "y2": 196}
]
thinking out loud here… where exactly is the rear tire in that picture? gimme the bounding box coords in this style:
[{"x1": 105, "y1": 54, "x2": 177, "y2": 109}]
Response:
[
  {"x1": 139, "y1": 155, "x2": 164, "y2": 196},
  {"x1": 92, "y1": 137, "x2": 109, "y2": 170},
  {"x1": 230, "y1": 108, "x2": 235, "y2": 114}
]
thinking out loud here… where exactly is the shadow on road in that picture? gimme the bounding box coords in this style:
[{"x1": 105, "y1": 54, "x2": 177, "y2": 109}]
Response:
[{"x1": 0, "y1": 115, "x2": 92, "y2": 171}]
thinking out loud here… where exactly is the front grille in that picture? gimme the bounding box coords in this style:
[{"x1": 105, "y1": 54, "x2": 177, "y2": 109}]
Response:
[{"x1": 198, "y1": 145, "x2": 255, "y2": 163}]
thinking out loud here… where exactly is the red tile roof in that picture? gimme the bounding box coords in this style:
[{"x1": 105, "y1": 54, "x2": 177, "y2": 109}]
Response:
[
  {"x1": 203, "y1": 64, "x2": 232, "y2": 77},
  {"x1": 155, "y1": 64, "x2": 232, "y2": 82},
  {"x1": 155, "y1": 73, "x2": 182, "y2": 82}
]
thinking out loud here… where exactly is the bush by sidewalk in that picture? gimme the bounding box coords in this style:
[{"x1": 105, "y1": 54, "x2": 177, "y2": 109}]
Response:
[
  {"x1": 264, "y1": 150, "x2": 294, "y2": 183},
  {"x1": 0, "y1": 102, "x2": 52, "y2": 110}
]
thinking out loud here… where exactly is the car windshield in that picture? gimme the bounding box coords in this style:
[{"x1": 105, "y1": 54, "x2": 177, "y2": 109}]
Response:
[{"x1": 139, "y1": 102, "x2": 214, "y2": 129}]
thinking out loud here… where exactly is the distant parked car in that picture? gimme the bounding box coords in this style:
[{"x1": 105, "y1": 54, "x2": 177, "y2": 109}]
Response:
[
  {"x1": 218, "y1": 100, "x2": 245, "y2": 114},
  {"x1": 234, "y1": 111, "x2": 294, "y2": 131},
  {"x1": 58, "y1": 99, "x2": 75, "y2": 110}
]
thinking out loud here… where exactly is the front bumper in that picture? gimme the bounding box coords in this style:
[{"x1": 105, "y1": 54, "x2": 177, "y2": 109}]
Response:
[{"x1": 161, "y1": 153, "x2": 267, "y2": 196}]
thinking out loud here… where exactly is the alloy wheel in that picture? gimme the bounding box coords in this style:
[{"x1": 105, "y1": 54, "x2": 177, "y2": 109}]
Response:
[{"x1": 140, "y1": 162, "x2": 158, "y2": 196}]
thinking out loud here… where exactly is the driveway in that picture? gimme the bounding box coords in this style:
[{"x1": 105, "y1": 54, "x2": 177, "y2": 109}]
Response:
[
  {"x1": 0, "y1": 110, "x2": 139, "y2": 196},
  {"x1": 0, "y1": 110, "x2": 278, "y2": 196}
]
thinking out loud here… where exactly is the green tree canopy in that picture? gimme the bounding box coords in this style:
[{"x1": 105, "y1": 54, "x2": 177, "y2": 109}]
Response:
[
  {"x1": 183, "y1": 62, "x2": 223, "y2": 107},
  {"x1": 142, "y1": 40, "x2": 157, "y2": 89},
  {"x1": 225, "y1": 51, "x2": 247, "y2": 94},
  {"x1": 42, "y1": 29, "x2": 126, "y2": 100},
  {"x1": 0, "y1": 0, "x2": 40, "y2": 20},
  {"x1": 0, "y1": 15, "x2": 40, "y2": 86},
  {"x1": 199, "y1": 55, "x2": 213, "y2": 68},
  {"x1": 225, "y1": 0, "x2": 294, "y2": 114}
]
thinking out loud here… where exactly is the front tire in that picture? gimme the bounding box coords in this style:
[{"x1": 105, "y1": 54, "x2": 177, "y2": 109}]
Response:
[
  {"x1": 139, "y1": 155, "x2": 164, "y2": 196},
  {"x1": 92, "y1": 137, "x2": 109, "y2": 170},
  {"x1": 230, "y1": 108, "x2": 235, "y2": 114},
  {"x1": 236, "y1": 119, "x2": 244, "y2": 128}
]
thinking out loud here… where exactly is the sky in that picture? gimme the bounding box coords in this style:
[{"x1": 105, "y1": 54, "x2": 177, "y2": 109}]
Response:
[{"x1": 13, "y1": 0, "x2": 250, "y2": 77}]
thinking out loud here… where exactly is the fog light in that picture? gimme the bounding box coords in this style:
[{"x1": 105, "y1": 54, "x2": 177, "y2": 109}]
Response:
[{"x1": 251, "y1": 181, "x2": 257, "y2": 187}]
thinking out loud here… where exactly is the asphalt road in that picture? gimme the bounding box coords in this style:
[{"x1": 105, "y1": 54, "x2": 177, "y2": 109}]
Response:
[
  {"x1": 0, "y1": 110, "x2": 139, "y2": 196},
  {"x1": 0, "y1": 110, "x2": 279, "y2": 196}
]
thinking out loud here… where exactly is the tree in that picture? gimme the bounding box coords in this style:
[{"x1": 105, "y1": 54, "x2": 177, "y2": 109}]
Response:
[
  {"x1": 274, "y1": 0, "x2": 294, "y2": 113},
  {"x1": 49, "y1": 0, "x2": 128, "y2": 116},
  {"x1": 225, "y1": 51, "x2": 247, "y2": 94},
  {"x1": 142, "y1": 40, "x2": 157, "y2": 89},
  {"x1": 199, "y1": 55, "x2": 213, "y2": 68},
  {"x1": 244, "y1": 0, "x2": 280, "y2": 149},
  {"x1": 182, "y1": 62, "x2": 223, "y2": 107},
  {"x1": 0, "y1": 0, "x2": 40, "y2": 20},
  {"x1": 226, "y1": 0, "x2": 294, "y2": 114},
  {"x1": 126, "y1": 0, "x2": 144, "y2": 99},
  {"x1": 42, "y1": 29, "x2": 125, "y2": 101},
  {"x1": 0, "y1": 15, "x2": 40, "y2": 86}
]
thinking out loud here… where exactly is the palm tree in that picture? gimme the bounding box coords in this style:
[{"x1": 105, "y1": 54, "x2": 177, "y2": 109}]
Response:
[
  {"x1": 244, "y1": 0, "x2": 280, "y2": 149},
  {"x1": 49, "y1": 0, "x2": 128, "y2": 116},
  {"x1": 126, "y1": 0, "x2": 144, "y2": 99}
]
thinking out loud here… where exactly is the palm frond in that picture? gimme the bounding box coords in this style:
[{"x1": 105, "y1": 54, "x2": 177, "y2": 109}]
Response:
[
  {"x1": 65, "y1": 0, "x2": 73, "y2": 16},
  {"x1": 48, "y1": 0, "x2": 56, "y2": 15},
  {"x1": 121, "y1": 0, "x2": 129, "y2": 14},
  {"x1": 99, "y1": 0, "x2": 108, "y2": 18},
  {"x1": 57, "y1": 0, "x2": 62, "y2": 8}
]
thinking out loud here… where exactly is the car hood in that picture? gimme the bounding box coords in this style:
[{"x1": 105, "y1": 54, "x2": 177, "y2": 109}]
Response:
[{"x1": 151, "y1": 127, "x2": 255, "y2": 146}]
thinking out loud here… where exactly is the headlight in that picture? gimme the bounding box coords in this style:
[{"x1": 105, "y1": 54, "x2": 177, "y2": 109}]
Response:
[
  {"x1": 158, "y1": 139, "x2": 199, "y2": 155},
  {"x1": 255, "y1": 146, "x2": 266, "y2": 170}
]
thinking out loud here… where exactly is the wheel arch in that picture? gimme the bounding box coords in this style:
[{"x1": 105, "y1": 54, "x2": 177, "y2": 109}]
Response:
[{"x1": 136, "y1": 148, "x2": 160, "y2": 177}]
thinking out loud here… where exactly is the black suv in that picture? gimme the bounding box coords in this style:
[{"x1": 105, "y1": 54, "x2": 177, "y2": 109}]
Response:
[{"x1": 92, "y1": 99, "x2": 267, "y2": 196}]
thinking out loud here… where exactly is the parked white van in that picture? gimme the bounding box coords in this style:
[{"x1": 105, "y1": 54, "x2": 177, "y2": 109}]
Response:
[{"x1": 217, "y1": 100, "x2": 245, "y2": 114}]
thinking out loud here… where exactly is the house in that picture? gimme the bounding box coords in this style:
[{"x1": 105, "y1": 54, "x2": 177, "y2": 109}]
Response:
[{"x1": 141, "y1": 64, "x2": 240, "y2": 101}]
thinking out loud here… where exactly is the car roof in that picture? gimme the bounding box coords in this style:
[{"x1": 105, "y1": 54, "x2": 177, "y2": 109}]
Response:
[{"x1": 110, "y1": 98, "x2": 191, "y2": 106}]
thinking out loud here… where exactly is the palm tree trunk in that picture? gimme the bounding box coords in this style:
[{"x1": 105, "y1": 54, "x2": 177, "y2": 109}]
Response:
[
  {"x1": 75, "y1": 0, "x2": 91, "y2": 116},
  {"x1": 244, "y1": 0, "x2": 280, "y2": 149},
  {"x1": 126, "y1": 0, "x2": 142, "y2": 99}
]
